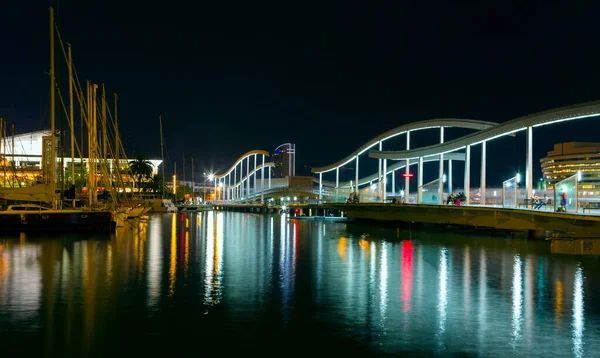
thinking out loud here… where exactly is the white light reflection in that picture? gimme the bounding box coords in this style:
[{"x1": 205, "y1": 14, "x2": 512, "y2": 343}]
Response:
[
  {"x1": 316, "y1": 220, "x2": 323, "y2": 303},
  {"x1": 380, "y1": 242, "x2": 388, "y2": 324},
  {"x1": 511, "y1": 255, "x2": 523, "y2": 350},
  {"x1": 478, "y1": 248, "x2": 487, "y2": 352},
  {"x1": 146, "y1": 216, "x2": 162, "y2": 309},
  {"x1": 463, "y1": 246, "x2": 471, "y2": 319},
  {"x1": 438, "y1": 247, "x2": 448, "y2": 338},
  {"x1": 280, "y1": 214, "x2": 286, "y2": 275},
  {"x1": 370, "y1": 241, "x2": 376, "y2": 291},
  {"x1": 572, "y1": 265, "x2": 584, "y2": 358},
  {"x1": 203, "y1": 213, "x2": 215, "y2": 309}
]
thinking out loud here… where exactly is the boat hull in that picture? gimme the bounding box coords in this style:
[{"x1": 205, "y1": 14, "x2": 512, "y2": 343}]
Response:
[{"x1": 0, "y1": 210, "x2": 115, "y2": 232}]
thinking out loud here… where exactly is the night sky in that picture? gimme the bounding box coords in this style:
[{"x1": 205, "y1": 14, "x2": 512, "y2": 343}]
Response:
[{"x1": 1, "y1": 1, "x2": 599, "y2": 185}]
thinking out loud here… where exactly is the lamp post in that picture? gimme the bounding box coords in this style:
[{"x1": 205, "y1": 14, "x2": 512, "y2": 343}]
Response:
[{"x1": 203, "y1": 172, "x2": 214, "y2": 203}]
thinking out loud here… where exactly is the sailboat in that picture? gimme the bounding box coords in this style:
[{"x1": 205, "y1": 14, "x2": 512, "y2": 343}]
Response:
[
  {"x1": 146, "y1": 115, "x2": 176, "y2": 213},
  {"x1": 0, "y1": 8, "x2": 114, "y2": 232}
]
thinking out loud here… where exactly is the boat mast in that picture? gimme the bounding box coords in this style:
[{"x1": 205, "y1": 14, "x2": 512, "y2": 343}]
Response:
[
  {"x1": 159, "y1": 115, "x2": 165, "y2": 199},
  {"x1": 49, "y1": 7, "x2": 56, "y2": 188},
  {"x1": 11, "y1": 124, "x2": 16, "y2": 188},
  {"x1": 0, "y1": 118, "x2": 5, "y2": 188},
  {"x1": 191, "y1": 157, "x2": 195, "y2": 203},
  {"x1": 101, "y1": 85, "x2": 108, "y2": 193},
  {"x1": 182, "y1": 153, "x2": 185, "y2": 201},
  {"x1": 173, "y1": 161, "x2": 177, "y2": 201},
  {"x1": 68, "y1": 43, "x2": 75, "y2": 192}
]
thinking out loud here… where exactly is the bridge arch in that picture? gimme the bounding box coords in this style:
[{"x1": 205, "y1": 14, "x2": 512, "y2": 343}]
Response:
[
  {"x1": 311, "y1": 118, "x2": 497, "y2": 174},
  {"x1": 311, "y1": 118, "x2": 497, "y2": 203},
  {"x1": 213, "y1": 149, "x2": 274, "y2": 203},
  {"x1": 366, "y1": 101, "x2": 600, "y2": 204}
]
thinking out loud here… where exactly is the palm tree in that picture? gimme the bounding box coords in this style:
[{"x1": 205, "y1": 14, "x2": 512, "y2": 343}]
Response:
[
  {"x1": 148, "y1": 174, "x2": 166, "y2": 194},
  {"x1": 129, "y1": 155, "x2": 154, "y2": 192}
]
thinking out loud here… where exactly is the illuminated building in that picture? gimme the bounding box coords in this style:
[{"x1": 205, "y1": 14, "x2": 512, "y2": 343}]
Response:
[
  {"x1": 272, "y1": 143, "x2": 295, "y2": 178},
  {"x1": 0, "y1": 130, "x2": 161, "y2": 189},
  {"x1": 540, "y1": 142, "x2": 600, "y2": 189}
]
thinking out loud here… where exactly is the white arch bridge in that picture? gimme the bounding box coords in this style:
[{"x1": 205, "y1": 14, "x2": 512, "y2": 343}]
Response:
[
  {"x1": 312, "y1": 101, "x2": 600, "y2": 205},
  {"x1": 212, "y1": 102, "x2": 600, "y2": 206}
]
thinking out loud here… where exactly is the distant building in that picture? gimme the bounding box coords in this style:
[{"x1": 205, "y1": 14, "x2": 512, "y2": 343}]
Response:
[
  {"x1": 540, "y1": 142, "x2": 600, "y2": 189},
  {"x1": 272, "y1": 143, "x2": 295, "y2": 178},
  {"x1": 0, "y1": 129, "x2": 161, "y2": 189}
]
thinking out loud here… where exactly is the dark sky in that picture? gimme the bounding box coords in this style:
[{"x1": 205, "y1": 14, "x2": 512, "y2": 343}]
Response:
[{"x1": 1, "y1": 1, "x2": 599, "y2": 185}]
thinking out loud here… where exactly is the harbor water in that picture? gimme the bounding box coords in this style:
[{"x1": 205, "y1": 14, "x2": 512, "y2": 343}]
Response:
[{"x1": 0, "y1": 212, "x2": 599, "y2": 357}]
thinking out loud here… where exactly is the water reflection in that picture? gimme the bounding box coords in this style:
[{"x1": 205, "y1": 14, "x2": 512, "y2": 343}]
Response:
[
  {"x1": 437, "y1": 247, "x2": 448, "y2": 344},
  {"x1": 379, "y1": 242, "x2": 388, "y2": 325},
  {"x1": 478, "y1": 248, "x2": 487, "y2": 354},
  {"x1": 147, "y1": 216, "x2": 162, "y2": 309},
  {"x1": 203, "y1": 212, "x2": 223, "y2": 310},
  {"x1": 511, "y1": 255, "x2": 523, "y2": 350},
  {"x1": 572, "y1": 265, "x2": 584, "y2": 358},
  {"x1": 0, "y1": 215, "x2": 599, "y2": 356},
  {"x1": 401, "y1": 241, "x2": 413, "y2": 312},
  {"x1": 169, "y1": 214, "x2": 177, "y2": 297}
]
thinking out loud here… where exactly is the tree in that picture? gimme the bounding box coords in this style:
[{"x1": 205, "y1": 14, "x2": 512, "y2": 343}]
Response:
[
  {"x1": 148, "y1": 174, "x2": 166, "y2": 194},
  {"x1": 65, "y1": 165, "x2": 88, "y2": 191},
  {"x1": 129, "y1": 155, "x2": 154, "y2": 192}
]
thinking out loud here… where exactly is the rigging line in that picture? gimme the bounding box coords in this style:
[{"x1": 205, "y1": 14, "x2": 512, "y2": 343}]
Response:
[{"x1": 55, "y1": 87, "x2": 83, "y2": 159}]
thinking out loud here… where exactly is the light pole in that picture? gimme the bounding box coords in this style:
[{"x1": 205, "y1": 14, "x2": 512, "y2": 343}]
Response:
[{"x1": 203, "y1": 172, "x2": 214, "y2": 203}]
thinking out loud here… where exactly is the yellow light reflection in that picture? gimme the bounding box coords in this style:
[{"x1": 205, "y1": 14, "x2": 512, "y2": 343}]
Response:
[
  {"x1": 168, "y1": 214, "x2": 177, "y2": 297},
  {"x1": 358, "y1": 239, "x2": 370, "y2": 258},
  {"x1": 338, "y1": 237, "x2": 348, "y2": 260},
  {"x1": 0, "y1": 243, "x2": 6, "y2": 293},
  {"x1": 184, "y1": 231, "x2": 189, "y2": 278},
  {"x1": 555, "y1": 280, "x2": 563, "y2": 328}
]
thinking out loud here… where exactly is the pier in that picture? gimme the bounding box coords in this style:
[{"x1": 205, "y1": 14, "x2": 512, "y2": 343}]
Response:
[{"x1": 212, "y1": 202, "x2": 600, "y2": 235}]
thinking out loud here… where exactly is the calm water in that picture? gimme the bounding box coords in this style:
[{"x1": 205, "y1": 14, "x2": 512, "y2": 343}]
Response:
[{"x1": 1, "y1": 212, "x2": 600, "y2": 357}]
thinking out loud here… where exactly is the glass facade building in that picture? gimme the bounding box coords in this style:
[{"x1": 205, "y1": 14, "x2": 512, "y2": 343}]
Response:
[{"x1": 540, "y1": 142, "x2": 600, "y2": 189}]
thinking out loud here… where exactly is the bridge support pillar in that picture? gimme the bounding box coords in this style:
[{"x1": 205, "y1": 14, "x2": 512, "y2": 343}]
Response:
[
  {"x1": 405, "y1": 131, "x2": 410, "y2": 203},
  {"x1": 268, "y1": 166, "x2": 271, "y2": 189},
  {"x1": 481, "y1": 141, "x2": 486, "y2": 205},
  {"x1": 383, "y1": 159, "x2": 387, "y2": 202},
  {"x1": 448, "y1": 159, "x2": 453, "y2": 194},
  {"x1": 246, "y1": 157, "x2": 250, "y2": 203},
  {"x1": 464, "y1": 144, "x2": 471, "y2": 205},
  {"x1": 378, "y1": 141, "x2": 382, "y2": 200},
  {"x1": 261, "y1": 154, "x2": 265, "y2": 204},
  {"x1": 391, "y1": 169, "x2": 395, "y2": 197},
  {"x1": 418, "y1": 157, "x2": 423, "y2": 187},
  {"x1": 526, "y1": 126, "x2": 533, "y2": 202},
  {"x1": 438, "y1": 127, "x2": 445, "y2": 204},
  {"x1": 355, "y1": 155, "x2": 359, "y2": 195},
  {"x1": 319, "y1": 173, "x2": 323, "y2": 202},
  {"x1": 253, "y1": 154, "x2": 257, "y2": 203},
  {"x1": 335, "y1": 167, "x2": 339, "y2": 201}
]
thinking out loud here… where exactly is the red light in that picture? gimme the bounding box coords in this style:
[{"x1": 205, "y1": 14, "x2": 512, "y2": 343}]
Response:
[{"x1": 402, "y1": 173, "x2": 414, "y2": 178}]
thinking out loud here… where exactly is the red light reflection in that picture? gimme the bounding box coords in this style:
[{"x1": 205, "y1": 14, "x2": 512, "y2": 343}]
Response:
[{"x1": 401, "y1": 240, "x2": 413, "y2": 312}]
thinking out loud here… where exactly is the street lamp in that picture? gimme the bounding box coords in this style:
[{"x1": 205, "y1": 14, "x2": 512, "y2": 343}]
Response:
[{"x1": 203, "y1": 172, "x2": 214, "y2": 203}]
